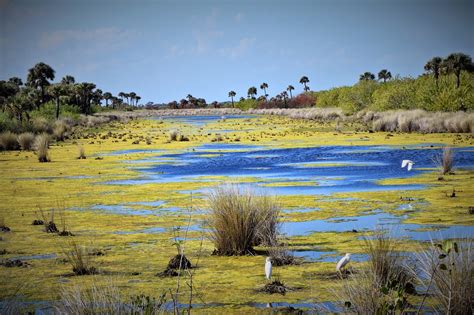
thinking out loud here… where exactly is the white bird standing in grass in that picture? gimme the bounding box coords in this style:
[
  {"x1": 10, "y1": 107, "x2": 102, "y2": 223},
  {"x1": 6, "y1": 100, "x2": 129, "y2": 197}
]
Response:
[
  {"x1": 336, "y1": 253, "x2": 351, "y2": 272},
  {"x1": 401, "y1": 159, "x2": 415, "y2": 171},
  {"x1": 265, "y1": 257, "x2": 272, "y2": 280}
]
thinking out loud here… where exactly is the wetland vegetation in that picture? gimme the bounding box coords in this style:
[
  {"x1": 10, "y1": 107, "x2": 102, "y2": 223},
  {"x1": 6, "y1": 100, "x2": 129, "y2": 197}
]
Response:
[{"x1": 1, "y1": 5, "x2": 473, "y2": 313}]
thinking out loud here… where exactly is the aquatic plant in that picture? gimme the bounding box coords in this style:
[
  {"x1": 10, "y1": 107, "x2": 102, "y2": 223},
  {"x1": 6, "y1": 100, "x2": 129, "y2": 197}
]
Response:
[
  {"x1": 35, "y1": 133, "x2": 50, "y2": 162},
  {"x1": 414, "y1": 239, "x2": 473, "y2": 314},
  {"x1": 17, "y1": 132, "x2": 35, "y2": 150},
  {"x1": 0, "y1": 131, "x2": 19, "y2": 150},
  {"x1": 207, "y1": 185, "x2": 280, "y2": 255}
]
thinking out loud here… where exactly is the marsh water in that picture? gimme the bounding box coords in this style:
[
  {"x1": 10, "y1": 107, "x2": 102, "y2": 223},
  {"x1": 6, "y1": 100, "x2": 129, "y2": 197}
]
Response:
[{"x1": 89, "y1": 115, "x2": 474, "y2": 242}]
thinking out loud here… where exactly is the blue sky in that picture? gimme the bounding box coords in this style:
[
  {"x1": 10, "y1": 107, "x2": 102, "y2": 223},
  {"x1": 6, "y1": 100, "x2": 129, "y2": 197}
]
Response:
[{"x1": 1, "y1": 0, "x2": 472, "y2": 104}]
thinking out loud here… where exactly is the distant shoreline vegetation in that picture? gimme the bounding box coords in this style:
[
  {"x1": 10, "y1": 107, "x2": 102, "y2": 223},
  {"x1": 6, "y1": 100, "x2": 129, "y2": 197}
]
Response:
[{"x1": 0, "y1": 52, "x2": 472, "y2": 135}]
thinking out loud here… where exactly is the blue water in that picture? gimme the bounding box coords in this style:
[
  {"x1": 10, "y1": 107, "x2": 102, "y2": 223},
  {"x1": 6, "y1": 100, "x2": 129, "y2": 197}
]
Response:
[
  {"x1": 157, "y1": 115, "x2": 255, "y2": 127},
  {"x1": 106, "y1": 144, "x2": 474, "y2": 197}
]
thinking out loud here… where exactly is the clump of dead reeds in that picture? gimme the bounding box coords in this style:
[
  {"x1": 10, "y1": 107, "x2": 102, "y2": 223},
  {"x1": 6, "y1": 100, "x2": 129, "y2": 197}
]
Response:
[
  {"x1": 77, "y1": 145, "x2": 86, "y2": 159},
  {"x1": 17, "y1": 132, "x2": 35, "y2": 151},
  {"x1": 62, "y1": 241, "x2": 98, "y2": 275},
  {"x1": 207, "y1": 185, "x2": 280, "y2": 255},
  {"x1": 434, "y1": 147, "x2": 454, "y2": 175},
  {"x1": 35, "y1": 133, "x2": 50, "y2": 162},
  {"x1": 0, "y1": 131, "x2": 19, "y2": 150}
]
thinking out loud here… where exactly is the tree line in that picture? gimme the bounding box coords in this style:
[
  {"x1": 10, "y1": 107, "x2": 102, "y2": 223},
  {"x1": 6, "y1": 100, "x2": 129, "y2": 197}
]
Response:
[{"x1": 0, "y1": 62, "x2": 141, "y2": 123}]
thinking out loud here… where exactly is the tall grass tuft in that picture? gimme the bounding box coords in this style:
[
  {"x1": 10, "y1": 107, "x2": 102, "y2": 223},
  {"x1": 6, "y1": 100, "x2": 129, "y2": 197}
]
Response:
[
  {"x1": 62, "y1": 241, "x2": 98, "y2": 275},
  {"x1": 334, "y1": 231, "x2": 414, "y2": 313},
  {"x1": 77, "y1": 145, "x2": 86, "y2": 159},
  {"x1": 169, "y1": 130, "x2": 179, "y2": 141},
  {"x1": 53, "y1": 119, "x2": 68, "y2": 141},
  {"x1": 35, "y1": 133, "x2": 50, "y2": 162},
  {"x1": 415, "y1": 239, "x2": 473, "y2": 314},
  {"x1": 0, "y1": 131, "x2": 19, "y2": 150},
  {"x1": 434, "y1": 147, "x2": 454, "y2": 175},
  {"x1": 207, "y1": 185, "x2": 280, "y2": 255},
  {"x1": 57, "y1": 278, "x2": 166, "y2": 314},
  {"x1": 17, "y1": 132, "x2": 35, "y2": 151}
]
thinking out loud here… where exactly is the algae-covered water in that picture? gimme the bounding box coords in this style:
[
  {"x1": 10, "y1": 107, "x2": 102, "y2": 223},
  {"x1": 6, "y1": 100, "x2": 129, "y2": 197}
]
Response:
[{"x1": 1, "y1": 114, "x2": 473, "y2": 313}]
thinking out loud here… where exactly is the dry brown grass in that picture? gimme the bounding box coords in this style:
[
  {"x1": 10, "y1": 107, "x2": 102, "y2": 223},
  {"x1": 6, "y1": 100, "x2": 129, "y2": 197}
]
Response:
[
  {"x1": 0, "y1": 131, "x2": 19, "y2": 150},
  {"x1": 77, "y1": 145, "x2": 86, "y2": 159},
  {"x1": 17, "y1": 132, "x2": 35, "y2": 151},
  {"x1": 62, "y1": 241, "x2": 98, "y2": 275},
  {"x1": 35, "y1": 133, "x2": 50, "y2": 162},
  {"x1": 207, "y1": 185, "x2": 280, "y2": 255},
  {"x1": 434, "y1": 147, "x2": 454, "y2": 175}
]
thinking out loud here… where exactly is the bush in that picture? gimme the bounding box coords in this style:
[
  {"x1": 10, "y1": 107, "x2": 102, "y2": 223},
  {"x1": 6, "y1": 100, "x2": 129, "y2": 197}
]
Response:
[
  {"x1": 35, "y1": 133, "x2": 50, "y2": 162},
  {"x1": 62, "y1": 241, "x2": 98, "y2": 275},
  {"x1": 0, "y1": 131, "x2": 19, "y2": 150},
  {"x1": 53, "y1": 119, "x2": 68, "y2": 141},
  {"x1": 17, "y1": 132, "x2": 35, "y2": 150},
  {"x1": 414, "y1": 239, "x2": 473, "y2": 314},
  {"x1": 207, "y1": 185, "x2": 280, "y2": 255}
]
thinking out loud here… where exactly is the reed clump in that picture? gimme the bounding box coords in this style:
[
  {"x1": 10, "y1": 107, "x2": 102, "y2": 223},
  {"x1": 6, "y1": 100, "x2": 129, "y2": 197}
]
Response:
[
  {"x1": 17, "y1": 132, "x2": 35, "y2": 151},
  {"x1": 35, "y1": 133, "x2": 50, "y2": 162},
  {"x1": 207, "y1": 185, "x2": 280, "y2": 255}
]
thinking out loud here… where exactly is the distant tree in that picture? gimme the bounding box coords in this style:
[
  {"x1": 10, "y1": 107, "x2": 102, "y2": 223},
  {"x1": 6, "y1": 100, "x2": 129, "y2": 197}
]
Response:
[
  {"x1": 299, "y1": 76, "x2": 310, "y2": 91},
  {"x1": 260, "y1": 82, "x2": 268, "y2": 98},
  {"x1": 359, "y1": 72, "x2": 375, "y2": 81},
  {"x1": 47, "y1": 84, "x2": 65, "y2": 119},
  {"x1": 129, "y1": 92, "x2": 137, "y2": 106},
  {"x1": 118, "y1": 92, "x2": 126, "y2": 103},
  {"x1": 424, "y1": 57, "x2": 443, "y2": 87},
  {"x1": 61, "y1": 75, "x2": 75, "y2": 85},
  {"x1": 179, "y1": 99, "x2": 188, "y2": 109},
  {"x1": 9, "y1": 87, "x2": 37, "y2": 122},
  {"x1": 8, "y1": 77, "x2": 23, "y2": 87},
  {"x1": 378, "y1": 69, "x2": 392, "y2": 83},
  {"x1": 75, "y1": 82, "x2": 96, "y2": 114},
  {"x1": 287, "y1": 85, "x2": 295, "y2": 98},
  {"x1": 26, "y1": 62, "x2": 55, "y2": 106},
  {"x1": 239, "y1": 96, "x2": 245, "y2": 102},
  {"x1": 103, "y1": 92, "x2": 112, "y2": 107},
  {"x1": 228, "y1": 90, "x2": 236, "y2": 108},
  {"x1": 247, "y1": 86, "x2": 257, "y2": 99},
  {"x1": 281, "y1": 91, "x2": 288, "y2": 108},
  {"x1": 0, "y1": 80, "x2": 21, "y2": 112},
  {"x1": 441, "y1": 53, "x2": 474, "y2": 88},
  {"x1": 136, "y1": 96, "x2": 141, "y2": 106}
]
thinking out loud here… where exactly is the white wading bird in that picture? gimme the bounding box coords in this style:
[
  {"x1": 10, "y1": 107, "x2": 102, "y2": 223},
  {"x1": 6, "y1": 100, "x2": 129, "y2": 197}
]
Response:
[
  {"x1": 336, "y1": 253, "x2": 351, "y2": 272},
  {"x1": 265, "y1": 257, "x2": 272, "y2": 280},
  {"x1": 401, "y1": 159, "x2": 415, "y2": 171}
]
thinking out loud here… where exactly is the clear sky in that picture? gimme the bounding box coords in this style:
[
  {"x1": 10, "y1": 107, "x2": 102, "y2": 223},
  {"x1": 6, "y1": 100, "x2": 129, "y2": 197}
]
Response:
[{"x1": 1, "y1": 0, "x2": 473, "y2": 104}]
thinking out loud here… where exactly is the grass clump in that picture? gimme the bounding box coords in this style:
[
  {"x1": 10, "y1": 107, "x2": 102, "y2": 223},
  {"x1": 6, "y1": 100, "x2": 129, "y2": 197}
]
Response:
[
  {"x1": 415, "y1": 239, "x2": 473, "y2": 314},
  {"x1": 57, "y1": 278, "x2": 166, "y2": 314},
  {"x1": 17, "y1": 132, "x2": 35, "y2": 150},
  {"x1": 259, "y1": 279, "x2": 289, "y2": 295},
  {"x1": 335, "y1": 231, "x2": 415, "y2": 314},
  {"x1": 434, "y1": 147, "x2": 454, "y2": 175},
  {"x1": 63, "y1": 241, "x2": 98, "y2": 275},
  {"x1": 0, "y1": 131, "x2": 19, "y2": 150},
  {"x1": 77, "y1": 145, "x2": 86, "y2": 159},
  {"x1": 207, "y1": 185, "x2": 280, "y2": 255},
  {"x1": 169, "y1": 130, "x2": 179, "y2": 141},
  {"x1": 35, "y1": 133, "x2": 50, "y2": 162}
]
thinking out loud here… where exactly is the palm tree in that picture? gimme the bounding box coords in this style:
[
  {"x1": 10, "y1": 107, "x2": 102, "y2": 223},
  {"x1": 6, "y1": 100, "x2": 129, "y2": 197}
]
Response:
[
  {"x1": 281, "y1": 91, "x2": 288, "y2": 108},
  {"x1": 136, "y1": 96, "x2": 141, "y2": 106},
  {"x1": 118, "y1": 92, "x2": 126, "y2": 103},
  {"x1": 378, "y1": 69, "x2": 392, "y2": 83},
  {"x1": 260, "y1": 83, "x2": 268, "y2": 98},
  {"x1": 441, "y1": 53, "x2": 474, "y2": 88},
  {"x1": 129, "y1": 92, "x2": 137, "y2": 106},
  {"x1": 26, "y1": 62, "x2": 55, "y2": 106},
  {"x1": 299, "y1": 76, "x2": 310, "y2": 92},
  {"x1": 424, "y1": 57, "x2": 443, "y2": 87},
  {"x1": 61, "y1": 75, "x2": 75, "y2": 85},
  {"x1": 103, "y1": 92, "x2": 112, "y2": 107},
  {"x1": 228, "y1": 91, "x2": 236, "y2": 107},
  {"x1": 359, "y1": 72, "x2": 375, "y2": 81},
  {"x1": 47, "y1": 84, "x2": 65, "y2": 119},
  {"x1": 247, "y1": 86, "x2": 257, "y2": 99},
  {"x1": 287, "y1": 85, "x2": 295, "y2": 98}
]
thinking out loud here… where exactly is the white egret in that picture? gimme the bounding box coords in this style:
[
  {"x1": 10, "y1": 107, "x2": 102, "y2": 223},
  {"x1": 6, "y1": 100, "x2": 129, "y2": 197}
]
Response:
[
  {"x1": 336, "y1": 253, "x2": 351, "y2": 272},
  {"x1": 265, "y1": 257, "x2": 272, "y2": 280},
  {"x1": 401, "y1": 159, "x2": 414, "y2": 171}
]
